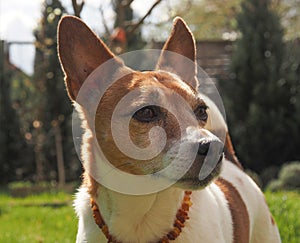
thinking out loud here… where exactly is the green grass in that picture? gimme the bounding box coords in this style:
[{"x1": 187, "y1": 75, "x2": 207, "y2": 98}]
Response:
[
  {"x1": 0, "y1": 189, "x2": 298, "y2": 242},
  {"x1": 265, "y1": 190, "x2": 300, "y2": 243},
  {"x1": 0, "y1": 191, "x2": 77, "y2": 242}
]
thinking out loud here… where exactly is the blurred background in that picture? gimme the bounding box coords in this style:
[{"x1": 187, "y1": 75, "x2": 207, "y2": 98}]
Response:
[{"x1": 0, "y1": 0, "x2": 299, "y2": 191}]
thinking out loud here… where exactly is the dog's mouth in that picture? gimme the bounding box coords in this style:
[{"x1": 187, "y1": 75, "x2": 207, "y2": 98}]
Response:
[
  {"x1": 156, "y1": 130, "x2": 224, "y2": 190},
  {"x1": 175, "y1": 153, "x2": 223, "y2": 190}
]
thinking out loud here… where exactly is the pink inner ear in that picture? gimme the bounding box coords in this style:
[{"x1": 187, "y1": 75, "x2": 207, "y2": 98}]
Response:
[{"x1": 156, "y1": 17, "x2": 198, "y2": 90}]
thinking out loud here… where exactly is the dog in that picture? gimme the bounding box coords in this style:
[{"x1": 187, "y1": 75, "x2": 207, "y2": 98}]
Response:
[{"x1": 58, "y1": 15, "x2": 281, "y2": 243}]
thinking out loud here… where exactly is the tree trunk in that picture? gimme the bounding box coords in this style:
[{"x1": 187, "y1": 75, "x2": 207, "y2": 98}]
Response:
[
  {"x1": 71, "y1": 0, "x2": 85, "y2": 17},
  {"x1": 34, "y1": 126, "x2": 46, "y2": 182},
  {"x1": 52, "y1": 120, "x2": 66, "y2": 188}
]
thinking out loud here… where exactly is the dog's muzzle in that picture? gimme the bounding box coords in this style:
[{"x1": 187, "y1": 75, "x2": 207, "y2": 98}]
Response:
[{"x1": 172, "y1": 127, "x2": 224, "y2": 189}]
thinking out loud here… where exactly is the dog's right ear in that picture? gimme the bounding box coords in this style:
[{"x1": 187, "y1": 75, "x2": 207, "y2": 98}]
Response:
[{"x1": 58, "y1": 15, "x2": 124, "y2": 101}]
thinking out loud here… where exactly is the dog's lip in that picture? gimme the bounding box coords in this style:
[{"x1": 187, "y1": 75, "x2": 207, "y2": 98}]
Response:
[
  {"x1": 178, "y1": 154, "x2": 223, "y2": 182},
  {"x1": 216, "y1": 153, "x2": 224, "y2": 165}
]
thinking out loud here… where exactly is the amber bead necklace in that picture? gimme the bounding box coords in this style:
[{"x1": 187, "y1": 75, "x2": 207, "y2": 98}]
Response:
[{"x1": 91, "y1": 191, "x2": 193, "y2": 243}]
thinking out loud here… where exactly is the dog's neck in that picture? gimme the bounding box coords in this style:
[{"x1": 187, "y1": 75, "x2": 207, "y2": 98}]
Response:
[
  {"x1": 94, "y1": 184, "x2": 185, "y2": 242},
  {"x1": 81, "y1": 123, "x2": 192, "y2": 241}
]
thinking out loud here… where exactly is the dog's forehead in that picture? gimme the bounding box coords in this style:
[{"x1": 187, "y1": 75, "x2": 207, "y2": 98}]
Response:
[{"x1": 129, "y1": 71, "x2": 198, "y2": 103}]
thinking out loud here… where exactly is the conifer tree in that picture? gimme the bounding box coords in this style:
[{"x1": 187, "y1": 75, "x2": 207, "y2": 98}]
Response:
[
  {"x1": 0, "y1": 41, "x2": 24, "y2": 183},
  {"x1": 223, "y1": 0, "x2": 297, "y2": 171}
]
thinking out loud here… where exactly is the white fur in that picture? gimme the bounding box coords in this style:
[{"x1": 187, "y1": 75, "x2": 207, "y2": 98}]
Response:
[
  {"x1": 201, "y1": 94, "x2": 228, "y2": 133},
  {"x1": 221, "y1": 161, "x2": 281, "y2": 243},
  {"x1": 73, "y1": 85, "x2": 280, "y2": 243},
  {"x1": 74, "y1": 159, "x2": 281, "y2": 243}
]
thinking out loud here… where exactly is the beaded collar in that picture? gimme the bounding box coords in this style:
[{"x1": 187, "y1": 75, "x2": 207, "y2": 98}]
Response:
[{"x1": 91, "y1": 191, "x2": 193, "y2": 243}]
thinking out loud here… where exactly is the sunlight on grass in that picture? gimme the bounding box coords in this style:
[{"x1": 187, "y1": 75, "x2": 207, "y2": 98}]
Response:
[
  {"x1": 0, "y1": 190, "x2": 298, "y2": 242},
  {"x1": 265, "y1": 190, "x2": 300, "y2": 243},
  {"x1": 0, "y1": 191, "x2": 77, "y2": 242}
]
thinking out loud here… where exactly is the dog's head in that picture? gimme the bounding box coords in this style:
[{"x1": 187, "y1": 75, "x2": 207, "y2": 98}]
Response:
[{"x1": 58, "y1": 16, "x2": 226, "y2": 191}]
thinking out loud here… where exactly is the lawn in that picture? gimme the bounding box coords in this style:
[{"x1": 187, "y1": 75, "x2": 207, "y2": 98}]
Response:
[
  {"x1": 265, "y1": 190, "x2": 300, "y2": 243},
  {"x1": 0, "y1": 191, "x2": 77, "y2": 242},
  {"x1": 0, "y1": 189, "x2": 299, "y2": 242}
]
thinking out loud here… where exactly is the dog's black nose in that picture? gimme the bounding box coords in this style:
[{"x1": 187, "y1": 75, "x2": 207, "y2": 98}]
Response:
[
  {"x1": 198, "y1": 140, "x2": 223, "y2": 156},
  {"x1": 198, "y1": 142, "x2": 210, "y2": 156}
]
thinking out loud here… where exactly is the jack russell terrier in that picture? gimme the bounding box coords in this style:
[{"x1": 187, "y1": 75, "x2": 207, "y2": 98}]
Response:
[{"x1": 58, "y1": 15, "x2": 281, "y2": 243}]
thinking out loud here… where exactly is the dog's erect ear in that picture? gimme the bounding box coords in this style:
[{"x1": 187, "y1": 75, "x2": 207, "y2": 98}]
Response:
[
  {"x1": 156, "y1": 17, "x2": 198, "y2": 89},
  {"x1": 58, "y1": 15, "x2": 124, "y2": 101}
]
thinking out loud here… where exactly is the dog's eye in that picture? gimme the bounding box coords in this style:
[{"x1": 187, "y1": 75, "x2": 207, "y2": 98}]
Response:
[
  {"x1": 195, "y1": 105, "x2": 208, "y2": 121},
  {"x1": 133, "y1": 106, "x2": 160, "y2": 122}
]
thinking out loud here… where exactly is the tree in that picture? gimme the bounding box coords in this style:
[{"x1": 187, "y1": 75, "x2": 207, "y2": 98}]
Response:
[
  {"x1": 71, "y1": 0, "x2": 85, "y2": 17},
  {"x1": 0, "y1": 41, "x2": 26, "y2": 183},
  {"x1": 174, "y1": 0, "x2": 300, "y2": 41},
  {"x1": 32, "y1": 0, "x2": 75, "y2": 185},
  {"x1": 222, "y1": 0, "x2": 299, "y2": 172},
  {"x1": 182, "y1": 0, "x2": 241, "y2": 40},
  {"x1": 100, "y1": 0, "x2": 162, "y2": 53}
]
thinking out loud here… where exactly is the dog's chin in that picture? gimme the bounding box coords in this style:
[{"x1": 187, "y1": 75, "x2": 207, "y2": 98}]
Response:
[{"x1": 175, "y1": 156, "x2": 223, "y2": 190}]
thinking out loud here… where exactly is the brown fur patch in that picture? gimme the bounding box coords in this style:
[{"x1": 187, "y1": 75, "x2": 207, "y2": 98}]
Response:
[
  {"x1": 215, "y1": 177, "x2": 250, "y2": 243},
  {"x1": 94, "y1": 71, "x2": 201, "y2": 175},
  {"x1": 224, "y1": 133, "x2": 243, "y2": 170},
  {"x1": 270, "y1": 215, "x2": 276, "y2": 225}
]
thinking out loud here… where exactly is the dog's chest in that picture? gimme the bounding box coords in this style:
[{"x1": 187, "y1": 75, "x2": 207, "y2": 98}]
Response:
[{"x1": 75, "y1": 181, "x2": 234, "y2": 243}]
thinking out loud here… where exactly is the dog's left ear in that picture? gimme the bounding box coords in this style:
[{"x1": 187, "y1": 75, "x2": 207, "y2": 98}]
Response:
[{"x1": 156, "y1": 17, "x2": 198, "y2": 89}]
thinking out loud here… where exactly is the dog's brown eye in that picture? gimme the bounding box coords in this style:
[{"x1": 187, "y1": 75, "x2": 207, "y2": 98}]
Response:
[
  {"x1": 195, "y1": 105, "x2": 208, "y2": 121},
  {"x1": 133, "y1": 106, "x2": 160, "y2": 122}
]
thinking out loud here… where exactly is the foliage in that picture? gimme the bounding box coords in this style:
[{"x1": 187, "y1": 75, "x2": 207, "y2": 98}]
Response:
[
  {"x1": 272, "y1": 0, "x2": 300, "y2": 40},
  {"x1": 0, "y1": 41, "x2": 33, "y2": 183},
  {"x1": 7, "y1": 180, "x2": 78, "y2": 197},
  {"x1": 182, "y1": 0, "x2": 241, "y2": 40},
  {"x1": 220, "y1": 0, "x2": 300, "y2": 172},
  {"x1": 260, "y1": 166, "x2": 280, "y2": 188},
  {"x1": 279, "y1": 162, "x2": 300, "y2": 188},
  {"x1": 267, "y1": 161, "x2": 300, "y2": 191},
  {"x1": 169, "y1": 0, "x2": 300, "y2": 41}
]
